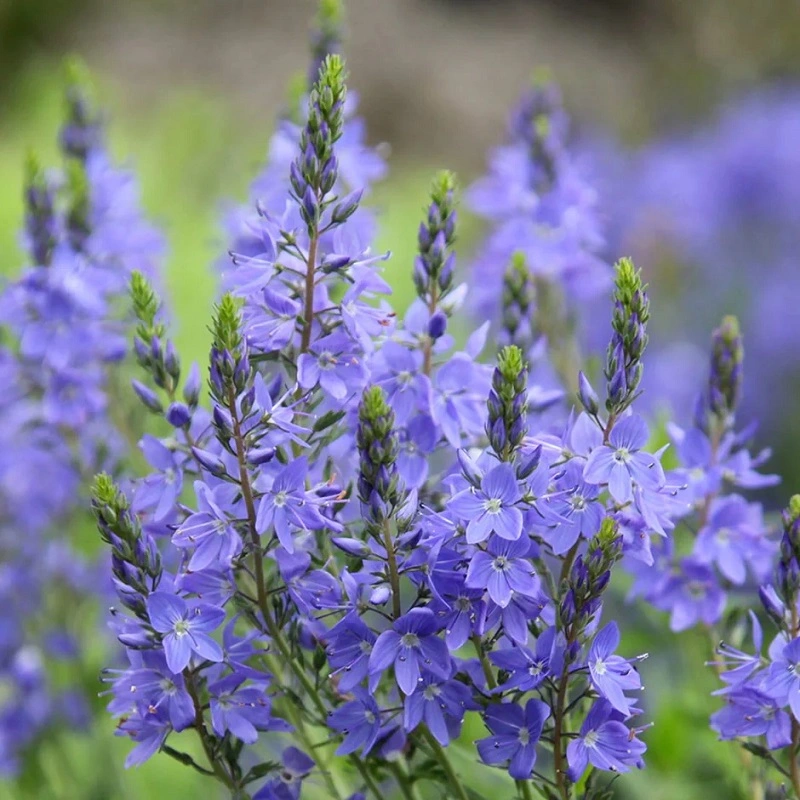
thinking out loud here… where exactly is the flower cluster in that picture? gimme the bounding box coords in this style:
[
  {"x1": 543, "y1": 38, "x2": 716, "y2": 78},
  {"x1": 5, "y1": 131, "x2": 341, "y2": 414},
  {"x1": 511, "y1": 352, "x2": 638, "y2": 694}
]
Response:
[
  {"x1": 705, "y1": 496, "x2": 800, "y2": 792},
  {"x1": 96, "y1": 42, "x2": 678, "y2": 794},
  {"x1": 5, "y1": 4, "x2": 796, "y2": 799},
  {"x1": 627, "y1": 315, "x2": 778, "y2": 632},
  {"x1": 0, "y1": 62, "x2": 164, "y2": 774},
  {"x1": 596, "y1": 88, "x2": 800, "y2": 439},
  {"x1": 467, "y1": 78, "x2": 610, "y2": 394}
]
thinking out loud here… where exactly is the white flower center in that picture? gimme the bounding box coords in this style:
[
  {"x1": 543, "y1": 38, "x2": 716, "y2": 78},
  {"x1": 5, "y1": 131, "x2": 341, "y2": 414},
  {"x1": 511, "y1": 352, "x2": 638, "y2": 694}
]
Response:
[{"x1": 484, "y1": 498, "x2": 503, "y2": 514}]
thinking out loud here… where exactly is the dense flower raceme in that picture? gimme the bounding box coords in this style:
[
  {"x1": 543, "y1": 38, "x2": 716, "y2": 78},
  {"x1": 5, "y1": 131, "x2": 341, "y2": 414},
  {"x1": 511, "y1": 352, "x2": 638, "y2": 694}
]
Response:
[
  {"x1": 90, "y1": 52, "x2": 722, "y2": 800},
  {"x1": 594, "y1": 88, "x2": 800, "y2": 432},
  {"x1": 467, "y1": 79, "x2": 611, "y2": 395},
  {"x1": 705, "y1": 497, "x2": 800, "y2": 793},
  {"x1": 0, "y1": 65, "x2": 165, "y2": 775},
  {"x1": 627, "y1": 315, "x2": 779, "y2": 633}
]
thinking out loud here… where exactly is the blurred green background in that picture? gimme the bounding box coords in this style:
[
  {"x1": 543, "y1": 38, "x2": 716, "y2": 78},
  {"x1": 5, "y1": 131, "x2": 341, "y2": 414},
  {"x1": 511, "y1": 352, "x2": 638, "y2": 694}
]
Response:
[{"x1": 3, "y1": 0, "x2": 800, "y2": 797}]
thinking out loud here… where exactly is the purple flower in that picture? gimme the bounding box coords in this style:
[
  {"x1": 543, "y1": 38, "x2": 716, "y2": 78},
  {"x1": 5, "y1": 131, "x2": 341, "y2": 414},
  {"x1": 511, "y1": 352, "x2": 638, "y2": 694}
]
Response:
[
  {"x1": 253, "y1": 747, "x2": 316, "y2": 800},
  {"x1": 430, "y1": 580, "x2": 484, "y2": 651},
  {"x1": 659, "y1": 558, "x2": 727, "y2": 632},
  {"x1": 449, "y1": 462, "x2": 524, "y2": 544},
  {"x1": 466, "y1": 535, "x2": 539, "y2": 608},
  {"x1": 403, "y1": 676, "x2": 478, "y2": 745},
  {"x1": 693, "y1": 494, "x2": 766, "y2": 585},
  {"x1": 544, "y1": 462, "x2": 604, "y2": 555},
  {"x1": 146, "y1": 592, "x2": 224, "y2": 673},
  {"x1": 588, "y1": 622, "x2": 642, "y2": 716},
  {"x1": 172, "y1": 482, "x2": 243, "y2": 571},
  {"x1": 476, "y1": 698, "x2": 549, "y2": 779},
  {"x1": 583, "y1": 415, "x2": 665, "y2": 505},
  {"x1": 490, "y1": 626, "x2": 562, "y2": 693},
  {"x1": 209, "y1": 676, "x2": 289, "y2": 743},
  {"x1": 711, "y1": 687, "x2": 791, "y2": 750},
  {"x1": 135, "y1": 435, "x2": 185, "y2": 521},
  {"x1": 374, "y1": 342, "x2": 431, "y2": 424},
  {"x1": 256, "y1": 457, "x2": 328, "y2": 553},
  {"x1": 106, "y1": 653, "x2": 194, "y2": 732},
  {"x1": 327, "y1": 689, "x2": 382, "y2": 756},
  {"x1": 117, "y1": 710, "x2": 170, "y2": 768},
  {"x1": 368, "y1": 608, "x2": 451, "y2": 695},
  {"x1": 297, "y1": 332, "x2": 368, "y2": 401},
  {"x1": 326, "y1": 614, "x2": 377, "y2": 692},
  {"x1": 566, "y1": 700, "x2": 646, "y2": 779},
  {"x1": 762, "y1": 637, "x2": 800, "y2": 720}
]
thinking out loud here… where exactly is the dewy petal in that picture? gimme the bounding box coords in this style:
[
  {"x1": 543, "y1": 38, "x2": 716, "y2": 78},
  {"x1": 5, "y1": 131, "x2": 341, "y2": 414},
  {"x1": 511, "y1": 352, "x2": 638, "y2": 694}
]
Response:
[
  {"x1": 466, "y1": 551, "x2": 495, "y2": 589},
  {"x1": 404, "y1": 691, "x2": 425, "y2": 734},
  {"x1": 506, "y1": 561, "x2": 538, "y2": 597},
  {"x1": 369, "y1": 631, "x2": 401, "y2": 673},
  {"x1": 418, "y1": 637, "x2": 451, "y2": 680},
  {"x1": 424, "y1": 698, "x2": 451, "y2": 746},
  {"x1": 395, "y1": 650, "x2": 421, "y2": 695},
  {"x1": 484, "y1": 703, "x2": 524, "y2": 736},
  {"x1": 477, "y1": 735, "x2": 519, "y2": 766}
]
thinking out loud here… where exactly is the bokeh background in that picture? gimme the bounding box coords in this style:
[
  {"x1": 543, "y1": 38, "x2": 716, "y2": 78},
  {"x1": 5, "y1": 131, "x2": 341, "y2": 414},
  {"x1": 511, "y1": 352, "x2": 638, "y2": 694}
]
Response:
[{"x1": 3, "y1": 0, "x2": 800, "y2": 797}]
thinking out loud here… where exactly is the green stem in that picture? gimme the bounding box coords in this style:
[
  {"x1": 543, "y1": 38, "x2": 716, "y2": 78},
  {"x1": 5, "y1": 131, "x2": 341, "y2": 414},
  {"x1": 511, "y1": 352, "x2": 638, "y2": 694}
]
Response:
[
  {"x1": 420, "y1": 727, "x2": 469, "y2": 800},
  {"x1": 471, "y1": 633, "x2": 497, "y2": 690},
  {"x1": 387, "y1": 761, "x2": 422, "y2": 800},
  {"x1": 184, "y1": 671, "x2": 239, "y2": 793},
  {"x1": 300, "y1": 229, "x2": 319, "y2": 354},
  {"x1": 229, "y1": 401, "x2": 379, "y2": 799},
  {"x1": 517, "y1": 779, "x2": 535, "y2": 800},
  {"x1": 382, "y1": 519, "x2": 402, "y2": 619}
]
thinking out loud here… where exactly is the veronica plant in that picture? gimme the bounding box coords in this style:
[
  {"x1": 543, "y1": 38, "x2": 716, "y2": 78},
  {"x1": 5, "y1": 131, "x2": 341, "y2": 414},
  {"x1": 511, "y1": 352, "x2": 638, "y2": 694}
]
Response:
[
  {"x1": 97, "y1": 46, "x2": 678, "y2": 795},
  {"x1": 467, "y1": 77, "x2": 609, "y2": 395},
  {"x1": 0, "y1": 62, "x2": 164, "y2": 776}
]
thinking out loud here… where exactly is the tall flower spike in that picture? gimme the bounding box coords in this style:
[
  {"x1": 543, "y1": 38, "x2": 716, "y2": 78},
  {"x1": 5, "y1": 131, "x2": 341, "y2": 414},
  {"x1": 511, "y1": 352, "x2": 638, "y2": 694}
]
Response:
[
  {"x1": 65, "y1": 158, "x2": 91, "y2": 252},
  {"x1": 707, "y1": 315, "x2": 743, "y2": 429},
  {"x1": 561, "y1": 517, "x2": 622, "y2": 639},
  {"x1": 413, "y1": 170, "x2": 457, "y2": 306},
  {"x1": 210, "y1": 293, "x2": 249, "y2": 397},
  {"x1": 60, "y1": 57, "x2": 103, "y2": 162},
  {"x1": 356, "y1": 385, "x2": 402, "y2": 533},
  {"x1": 604, "y1": 257, "x2": 650, "y2": 416},
  {"x1": 500, "y1": 251, "x2": 536, "y2": 352},
  {"x1": 23, "y1": 152, "x2": 57, "y2": 267},
  {"x1": 777, "y1": 495, "x2": 800, "y2": 610},
  {"x1": 92, "y1": 473, "x2": 162, "y2": 619},
  {"x1": 293, "y1": 53, "x2": 347, "y2": 236},
  {"x1": 487, "y1": 345, "x2": 529, "y2": 460},
  {"x1": 509, "y1": 73, "x2": 566, "y2": 192},
  {"x1": 130, "y1": 271, "x2": 179, "y2": 396},
  {"x1": 309, "y1": 0, "x2": 344, "y2": 87}
]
